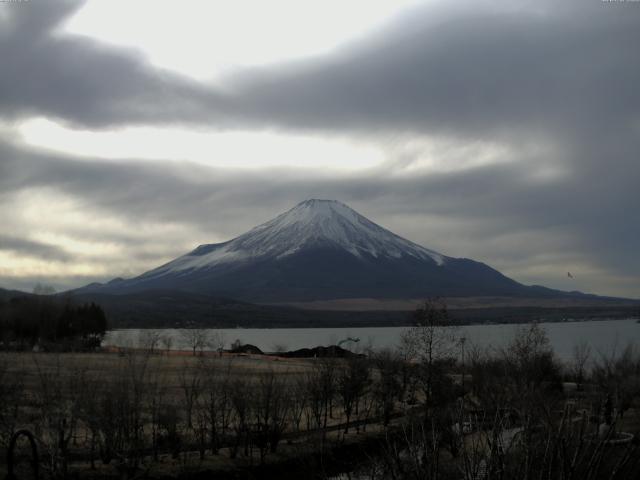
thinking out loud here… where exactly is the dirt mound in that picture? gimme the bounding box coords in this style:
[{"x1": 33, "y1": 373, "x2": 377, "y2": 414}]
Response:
[{"x1": 280, "y1": 345, "x2": 355, "y2": 358}]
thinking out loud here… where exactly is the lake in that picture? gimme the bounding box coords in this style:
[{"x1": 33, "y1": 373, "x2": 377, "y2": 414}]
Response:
[{"x1": 103, "y1": 318, "x2": 640, "y2": 362}]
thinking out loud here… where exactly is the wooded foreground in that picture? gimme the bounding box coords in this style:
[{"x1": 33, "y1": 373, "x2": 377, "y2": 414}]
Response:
[{"x1": 1, "y1": 302, "x2": 640, "y2": 479}]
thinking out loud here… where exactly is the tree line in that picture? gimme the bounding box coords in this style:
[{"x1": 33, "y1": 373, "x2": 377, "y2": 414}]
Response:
[{"x1": 0, "y1": 294, "x2": 108, "y2": 350}]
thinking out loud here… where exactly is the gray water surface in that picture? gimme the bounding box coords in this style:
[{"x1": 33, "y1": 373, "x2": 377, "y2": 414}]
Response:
[{"x1": 103, "y1": 319, "x2": 640, "y2": 361}]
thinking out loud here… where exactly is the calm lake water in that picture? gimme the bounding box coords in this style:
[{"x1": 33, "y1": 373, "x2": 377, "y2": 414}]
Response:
[{"x1": 103, "y1": 319, "x2": 640, "y2": 362}]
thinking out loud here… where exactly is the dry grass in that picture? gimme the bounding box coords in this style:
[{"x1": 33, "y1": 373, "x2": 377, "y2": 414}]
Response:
[
  {"x1": 0, "y1": 350, "x2": 388, "y2": 479},
  {"x1": 1, "y1": 350, "x2": 316, "y2": 391}
]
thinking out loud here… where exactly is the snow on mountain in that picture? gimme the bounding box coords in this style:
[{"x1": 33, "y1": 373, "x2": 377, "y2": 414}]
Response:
[
  {"x1": 81, "y1": 199, "x2": 558, "y2": 302},
  {"x1": 143, "y1": 199, "x2": 445, "y2": 279}
]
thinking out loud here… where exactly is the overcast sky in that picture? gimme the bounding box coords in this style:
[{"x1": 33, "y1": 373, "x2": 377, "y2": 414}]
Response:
[{"x1": 1, "y1": 0, "x2": 638, "y2": 298}]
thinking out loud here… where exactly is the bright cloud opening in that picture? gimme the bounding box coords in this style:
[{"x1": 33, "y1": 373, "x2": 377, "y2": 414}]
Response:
[
  {"x1": 18, "y1": 118, "x2": 384, "y2": 171},
  {"x1": 63, "y1": 0, "x2": 423, "y2": 81}
]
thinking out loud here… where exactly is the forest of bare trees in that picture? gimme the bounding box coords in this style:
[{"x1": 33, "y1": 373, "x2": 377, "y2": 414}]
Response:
[{"x1": 0, "y1": 302, "x2": 639, "y2": 479}]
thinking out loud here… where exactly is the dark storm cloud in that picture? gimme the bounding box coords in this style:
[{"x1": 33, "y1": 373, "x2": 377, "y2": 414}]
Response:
[
  {"x1": 233, "y1": 1, "x2": 640, "y2": 137},
  {"x1": 2, "y1": 0, "x2": 638, "y2": 136},
  {"x1": 0, "y1": 0, "x2": 228, "y2": 128},
  {"x1": 0, "y1": 233, "x2": 72, "y2": 262}
]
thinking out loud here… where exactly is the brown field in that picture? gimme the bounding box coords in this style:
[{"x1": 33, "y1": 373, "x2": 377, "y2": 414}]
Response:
[
  {"x1": 2, "y1": 333, "x2": 640, "y2": 480},
  {"x1": 0, "y1": 349, "x2": 318, "y2": 408},
  {"x1": 0, "y1": 350, "x2": 392, "y2": 479}
]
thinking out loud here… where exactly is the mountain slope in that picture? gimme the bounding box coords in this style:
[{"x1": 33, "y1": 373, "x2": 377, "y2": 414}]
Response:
[
  {"x1": 142, "y1": 199, "x2": 445, "y2": 274},
  {"x1": 79, "y1": 199, "x2": 580, "y2": 302},
  {"x1": 0, "y1": 287, "x2": 34, "y2": 301}
]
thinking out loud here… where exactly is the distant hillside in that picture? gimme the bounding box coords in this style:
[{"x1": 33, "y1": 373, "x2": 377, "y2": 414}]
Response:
[
  {"x1": 2, "y1": 286, "x2": 637, "y2": 329},
  {"x1": 0, "y1": 287, "x2": 33, "y2": 301},
  {"x1": 275, "y1": 295, "x2": 640, "y2": 311},
  {"x1": 72, "y1": 289, "x2": 639, "y2": 328},
  {"x1": 69, "y1": 289, "x2": 408, "y2": 328}
]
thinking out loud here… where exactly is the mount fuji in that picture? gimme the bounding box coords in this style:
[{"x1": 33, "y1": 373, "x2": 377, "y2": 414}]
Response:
[{"x1": 79, "y1": 199, "x2": 573, "y2": 302}]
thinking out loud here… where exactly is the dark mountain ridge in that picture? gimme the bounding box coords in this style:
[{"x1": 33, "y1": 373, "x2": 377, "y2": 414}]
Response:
[{"x1": 2, "y1": 287, "x2": 637, "y2": 329}]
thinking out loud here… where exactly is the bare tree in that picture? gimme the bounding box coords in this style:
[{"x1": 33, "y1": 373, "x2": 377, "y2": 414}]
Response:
[
  {"x1": 229, "y1": 377, "x2": 250, "y2": 459},
  {"x1": 160, "y1": 334, "x2": 173, "y2": 354},
  {"x1": 199, "y1": 358, "x2": 234, "y2": 455},
  {"x1": 139, "y1": 329, "x2": 162, "y2": 354},
  {"x1": 32, "y1": 355, "x2": 87, "y2": 479},
  {"x1": 571, "y1": 340, "x2": 592, "y2": 390},
  {"x1": 288, "y1": 376, "x2": 308, "y2": 434},
  {"x1": 303, "y1": 359, "x2": 336, "y2": 450},
  {"x1": 337, "y1": 355, "x2": 370, "y2": 433},
  {"x1": 78, "y1": 350, "x2": 154, "y2": 471},
  {"x1": 401, "y1": 298, "x2": 458, "y2": 412},
  {"x1": 402, "y1": 299, "x2": 458, "y2": 363},
  {"x1": 371, "y1": 349, "x2": 402, "y2": 427},
  {"x1": 145, "y1": 359, "x2": 169, "y2": 462},
  {"x1": 207, "y1": 331, "x2": 226, "y2": 357},
  {"x1": 180, "y1": 329, "x2": 209, "y2": 356},
  {"x1": 178, "y1": 360, "x2": 203, "y2": 432},
  {"x1": 593, "y1": 343, "x2": 640, "y2": 421},
  {"x1": 0, "y1": 357, "x2": 23, "y2": 448},
  {"x1": 252, "y1": 369, "x2": 289, "y2": 462}
]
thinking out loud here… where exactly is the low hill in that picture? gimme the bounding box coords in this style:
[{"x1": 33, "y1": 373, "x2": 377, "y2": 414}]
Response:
[{"x1": 71, "y1": 289, "x2": 640, "y2": 328}]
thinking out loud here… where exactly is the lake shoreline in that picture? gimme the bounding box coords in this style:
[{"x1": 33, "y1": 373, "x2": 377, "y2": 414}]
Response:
[
  {"x1": 104, "y1": 318, "x2": 640, "y2": 362},
  {"x1": 108, "y1": 314, "x2": 638, "y2": 330}
]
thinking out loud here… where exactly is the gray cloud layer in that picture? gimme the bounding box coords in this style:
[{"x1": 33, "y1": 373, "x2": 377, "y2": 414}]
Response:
[
  {"x1": 0, "y1": 0, "x2": 638, "y2": 297},
  {"x1": 0, "y1": 0, "x2": 226, "y2": 128},
  {"x1": 3, "y1": 1, "x2": 638, "y2": 134},
  {"x1": 0, "y1": 233, "x2": 72, "y2": 262}
]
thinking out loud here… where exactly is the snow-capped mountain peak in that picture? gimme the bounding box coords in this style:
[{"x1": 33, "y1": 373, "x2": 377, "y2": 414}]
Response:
[
  {"x1": 80, "y1": 199, "x2": 543, "y2": 302},
  {"x1": 142, "y1": 199, "x2": 445, "y2": 279},
  {"x1": 245, "y1": 199, "x2": 445, "y2": 263}
]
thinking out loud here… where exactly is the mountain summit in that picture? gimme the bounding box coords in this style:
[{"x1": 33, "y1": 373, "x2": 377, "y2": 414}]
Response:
[
  {"x1": 148, "y1": 199, "x2": 445, "y2": 273},
  {"x1": 80, "y1": 200, "x2": 566, "y2": 301}
]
